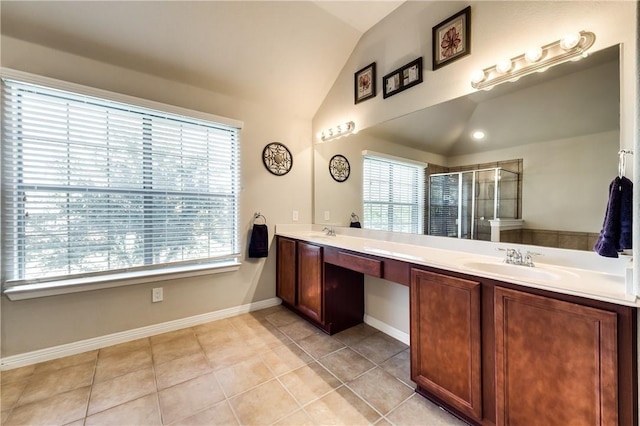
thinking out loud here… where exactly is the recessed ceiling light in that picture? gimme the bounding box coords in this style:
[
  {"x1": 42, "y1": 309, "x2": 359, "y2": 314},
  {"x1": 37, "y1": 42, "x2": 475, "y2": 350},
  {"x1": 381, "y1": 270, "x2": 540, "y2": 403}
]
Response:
[{"x1": 472, "y1": 130, "x2": 486, "y2": 140}]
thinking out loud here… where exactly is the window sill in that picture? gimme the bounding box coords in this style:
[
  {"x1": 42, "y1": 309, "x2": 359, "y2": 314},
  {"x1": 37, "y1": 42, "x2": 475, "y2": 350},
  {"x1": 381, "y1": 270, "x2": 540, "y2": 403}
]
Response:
[{"x1": 3, "y1": 261, "x2": 242, "y2": 301}]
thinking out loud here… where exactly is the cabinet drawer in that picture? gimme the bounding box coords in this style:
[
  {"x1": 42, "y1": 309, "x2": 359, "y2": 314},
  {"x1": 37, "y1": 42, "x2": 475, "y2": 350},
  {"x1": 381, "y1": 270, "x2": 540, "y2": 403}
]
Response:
[{"x1": 326, "y1": 250, "x2": 383, "y2": 277}]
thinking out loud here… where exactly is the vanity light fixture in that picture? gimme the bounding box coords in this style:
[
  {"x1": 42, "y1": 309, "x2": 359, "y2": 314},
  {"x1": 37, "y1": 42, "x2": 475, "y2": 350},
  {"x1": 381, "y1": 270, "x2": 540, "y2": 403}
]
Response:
[
  {"x1": 471, "y1": 31, "x2": 595, "y2": 91},
  {"x1": 319, "y1": 121, "x2": 355, "y2": 142}
]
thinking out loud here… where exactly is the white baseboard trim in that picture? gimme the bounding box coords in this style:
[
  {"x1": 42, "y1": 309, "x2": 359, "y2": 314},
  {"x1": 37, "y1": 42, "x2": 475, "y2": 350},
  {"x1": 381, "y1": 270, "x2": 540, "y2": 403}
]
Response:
[
  {"x1": 364, "y1": 314, "x2": 410, "y2": 346},
  {"x1": 0, "y1": 297, "x2": 281, "y2": 370}
]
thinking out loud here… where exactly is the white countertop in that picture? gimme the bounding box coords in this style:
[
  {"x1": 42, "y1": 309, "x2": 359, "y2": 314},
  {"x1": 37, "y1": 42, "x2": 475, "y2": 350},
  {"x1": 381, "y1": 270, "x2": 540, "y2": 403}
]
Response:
[{"x1": 276, "y1": 224, "x2": 637, "y2": 308}]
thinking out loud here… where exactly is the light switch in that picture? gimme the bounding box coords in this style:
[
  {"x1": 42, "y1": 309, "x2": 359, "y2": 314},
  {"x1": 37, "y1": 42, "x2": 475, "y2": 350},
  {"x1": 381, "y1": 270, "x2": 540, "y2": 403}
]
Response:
[{"x1": 324, "y1": 211, "x2": 330, "y2": 221}]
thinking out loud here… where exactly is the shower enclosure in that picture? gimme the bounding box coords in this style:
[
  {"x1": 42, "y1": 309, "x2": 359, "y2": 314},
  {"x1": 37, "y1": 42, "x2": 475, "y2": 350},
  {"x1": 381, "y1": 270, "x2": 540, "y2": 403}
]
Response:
[{"x1": 428, "y1": 167, "x2": 519, "y2": 241}]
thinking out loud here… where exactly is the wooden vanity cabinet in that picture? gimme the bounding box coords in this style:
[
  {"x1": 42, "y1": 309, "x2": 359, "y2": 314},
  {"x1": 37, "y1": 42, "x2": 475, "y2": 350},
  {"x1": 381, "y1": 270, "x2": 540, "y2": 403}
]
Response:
[
  {"x1": 297, "y1": 241, "x2": 323, "y2": 323},
  {"x1": 276, "y1": 237, "x2": 296, "y2": 306},
  {"x1": 276, "y1": 236, "x2": 364, "y2": 334},
  {"x1": 494, "y1": 286, "x2": 620, "y2": 426},
  {"x1": 410, "y1": 268, "x2": 483, "y2": 422}
]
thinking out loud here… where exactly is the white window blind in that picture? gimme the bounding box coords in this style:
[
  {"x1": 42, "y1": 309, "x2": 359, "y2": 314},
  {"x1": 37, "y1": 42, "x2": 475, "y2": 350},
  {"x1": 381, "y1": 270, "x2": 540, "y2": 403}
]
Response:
[
  {"x1": 2, "y1": 78, "x2": 241, "y2": 285},
  {"x1": 362, "y1": 153, "x2": 425, "y2": 233}
]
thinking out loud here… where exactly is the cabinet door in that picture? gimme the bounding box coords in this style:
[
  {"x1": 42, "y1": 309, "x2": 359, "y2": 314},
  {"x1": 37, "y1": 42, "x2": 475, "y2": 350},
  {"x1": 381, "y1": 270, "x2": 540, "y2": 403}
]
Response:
[
  {"x1": 495, "y1": 287, "x2": 618, "y2": 426},
  {"x1": 297, "y1": 242, "x2": 323, "y2": 323},
  {"x1": 276, "y1": 237, "x2": 296, "y2": 306},
  {"x1": 410, "y1": 269, "x2": 482, "y2": 420}
]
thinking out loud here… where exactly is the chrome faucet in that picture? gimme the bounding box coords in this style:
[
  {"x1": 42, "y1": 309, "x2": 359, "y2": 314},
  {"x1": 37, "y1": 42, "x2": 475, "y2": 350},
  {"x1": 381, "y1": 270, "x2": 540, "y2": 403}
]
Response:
[
  {"x1": 500, "y1": 248, "x2": 541, "y2": 267},
  {"x1": 322, "y1": 227, "x2": 336, "y2": 236},
  {"x1": 504, "y1": 248, "x2": 523, "y2": 265}
]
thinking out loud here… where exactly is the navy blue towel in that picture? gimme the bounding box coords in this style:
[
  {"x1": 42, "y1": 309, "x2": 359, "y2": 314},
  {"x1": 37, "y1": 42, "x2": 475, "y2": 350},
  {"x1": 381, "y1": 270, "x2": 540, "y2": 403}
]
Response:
[
  {"x1": 248, "y1": 224, "x2": 269, "y2": 258},
  {"x1": 594, "y1": 176, "x2": 633, "y2": 258}
]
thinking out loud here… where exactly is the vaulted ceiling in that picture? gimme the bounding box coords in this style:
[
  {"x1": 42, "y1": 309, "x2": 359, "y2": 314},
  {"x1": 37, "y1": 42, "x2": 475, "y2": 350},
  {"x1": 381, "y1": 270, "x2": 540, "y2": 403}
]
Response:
[{"x1": 0, "y1": 1, "x2": 403, "y2": 119}]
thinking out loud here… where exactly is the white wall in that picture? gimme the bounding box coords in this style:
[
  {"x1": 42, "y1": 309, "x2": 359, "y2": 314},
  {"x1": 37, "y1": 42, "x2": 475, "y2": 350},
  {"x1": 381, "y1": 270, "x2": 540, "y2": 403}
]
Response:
[
  {"x1": 313, "y1": 1, "x2": 638, "y2": 334},
  {"x1": 0, "y1": 37, "x2": 313, "y2": 356}
]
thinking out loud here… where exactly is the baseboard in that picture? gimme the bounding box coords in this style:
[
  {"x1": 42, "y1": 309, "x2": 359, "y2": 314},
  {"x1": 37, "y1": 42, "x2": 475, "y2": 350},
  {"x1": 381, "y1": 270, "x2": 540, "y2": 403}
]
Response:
[
  {"x1": 0, "y1": 297, "x2": 281, "y2": 370},
  {"x1": 364, "y1": 314, "x2": 410, "y2": 345}
]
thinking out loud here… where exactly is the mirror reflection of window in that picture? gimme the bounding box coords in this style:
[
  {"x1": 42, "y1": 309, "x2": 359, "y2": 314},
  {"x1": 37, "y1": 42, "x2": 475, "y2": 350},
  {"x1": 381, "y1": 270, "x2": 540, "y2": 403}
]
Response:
[{"x1": 362, "y1": 152, "x2": 426, "y2": 233}]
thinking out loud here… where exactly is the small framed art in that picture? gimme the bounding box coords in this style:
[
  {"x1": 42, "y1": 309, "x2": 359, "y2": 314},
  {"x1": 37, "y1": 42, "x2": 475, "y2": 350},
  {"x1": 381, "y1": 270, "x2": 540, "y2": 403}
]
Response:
[
  {"x1": 432, "y1": 6, "x2": 471, "y2": 70},
  {"x1": 383, "y1": 57, "x2": 423, "y2": 99},
  {"x1": 354, "y1": 62, "x2": 376, "y2": 104}
]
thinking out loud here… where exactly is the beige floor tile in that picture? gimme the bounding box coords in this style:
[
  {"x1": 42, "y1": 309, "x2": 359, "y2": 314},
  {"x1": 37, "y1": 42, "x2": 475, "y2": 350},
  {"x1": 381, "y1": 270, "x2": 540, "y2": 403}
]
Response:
[
  {"x1": 63, "y1": 419, "x2": 86, "y2": 426},
  {"x1": 215, "y1": 356, "x2": 274, "y2": 397},
  {"x1": 193, "y1": 318, "x2": 235, "y2": 336},
  {"x1": 265, "y1": 309, "x2": 301, "y2": 327},
  {"x1": 379, "y1": 349, "x2": 414, "y2": 388},
  {"x1": 272, "y1": 409, "x2": 315, "y2": 426},
  {"x1": 239, "y1": 324, "x2": 291, "y2": 351},
  {"x1": 151, "y1": 334, "x2": 203, "y2": 365},
  {"x1": 229, "y1": 379, "x2": 299, "y2": 425},
  {"x1": 155, "y1": 352, "x2": 212, "y2": 390},
  {"x1": 351, "y1": 332, "x2": 408, "y2": 364},
  {"x1": 98, "y1": 338, "x2": 150, "y2": 359},
  {"x1": 297, "y1": 332, "x2": 345, "y2": 359},
  {"x1": 4, "y1": 386, "x2": 90, "y2": 426},
  {"x1": 250, "y1": 305, "x2": 285, "y2": 319},
  {"x1": 171, "y1": 400, "x2": 238, "y2": 426},
  {"x1": 386, "y1": 394, "x2": 467, "y2": 426},
  {"x1": 1, "y1": 380, "x2": 27, "y2": 411},
  {"x1": 304, "y1": 386, "x2": 381, "y2": 425},
  {"x1": 18, "y1": 361, "x2": 95, "y2": 406},
  {"x1": 319, "y1": 348, "x2": 375, "y2": 382},
  {"x1": 94, "y1": 347, "x2": 153, "y2": 383},
  {"x1": 1, "y1": 410, "x2": 10, "y2": 424},
  {"x1": 85, "y1": 394, "x2": 161, "y2": 426},
  {"x1": 88, "y1": 367, "x2": 156, "y2": 415},
  {"x1": 333, "y1": 323, "x2": 379, "y2": 347},
  {"x1": 0, "y1": 365, "x2": 35, "y2": 385},
  {"x1": 348, "y1": 367, "x2": 414, "y2": 415},
  {"x1": 158, "y1": 373, "x2": 225, "y2": 425},
  {"x1": 204, "y1": 340, "x2": 260, "y2": 370},
  {"x1": 278, "y1": 320, "x2": 320, "y2": 342},
  {"x1": 279, "y1": 362, "x2": 341, "y2": 405},
  {"x1": 32, "y1": 351, "x2": 98, "y2": 375},
  {"x1": 261, "y1": 342, "x2": 313, "y2": 376},
  {"x1": 197, "y1": 327, "x2": 243, "y2": 351},
  {"x1": 150, "y1": 328, "x2": 195, "y2": 346},
  {"x1": 374, "y1": 418, "x2": 393, "y2": 426}
]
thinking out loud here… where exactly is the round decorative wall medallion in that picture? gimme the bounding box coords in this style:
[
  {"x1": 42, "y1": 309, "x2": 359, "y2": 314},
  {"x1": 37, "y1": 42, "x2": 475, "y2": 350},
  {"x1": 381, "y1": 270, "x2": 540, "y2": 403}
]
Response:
[
  {"x1": 262, "y1": 142, "x2": 293, "y2": 176},
  {"x1": 329, "y1": 154, "x2": 350, "y2": 182}
]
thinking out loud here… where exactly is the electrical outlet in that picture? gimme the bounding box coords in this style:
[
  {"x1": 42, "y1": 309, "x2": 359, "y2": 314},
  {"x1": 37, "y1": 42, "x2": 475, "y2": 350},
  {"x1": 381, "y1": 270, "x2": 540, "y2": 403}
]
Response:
[
  {"x1": 292, "y1": 210, "x2": 299, "y2": 221},
  {"x1": 324, "y1": 210, "x2": 330, "y2": 221},
  {"x1": 152, "y1": 287, "x2": 163, "y2": 303}
]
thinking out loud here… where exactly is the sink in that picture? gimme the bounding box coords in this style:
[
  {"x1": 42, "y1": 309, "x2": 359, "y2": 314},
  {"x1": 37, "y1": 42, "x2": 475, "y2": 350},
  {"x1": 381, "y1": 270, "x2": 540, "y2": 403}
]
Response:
[{"x1": 462, "y1": 260, "x2": 562, "y2": 281}]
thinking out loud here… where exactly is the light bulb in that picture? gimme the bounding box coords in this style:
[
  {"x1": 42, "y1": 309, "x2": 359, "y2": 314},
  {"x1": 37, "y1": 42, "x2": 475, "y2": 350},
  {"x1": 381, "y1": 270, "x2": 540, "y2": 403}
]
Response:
[
  {"x1": 560, "y1": 33, "x2": 581, "y2": 50},
  {"x1": 471, "y1": 70, "x2": 486, "y2": 84},
  {"x1": 496, "y1": 59, "x2": 512, "y2": 74},
  {"x1": 472, "y1": 130, "x2": 486, "y2": 140},
  {"x1": 524, "y1": 47, "x2": 543, "y2": 63}
]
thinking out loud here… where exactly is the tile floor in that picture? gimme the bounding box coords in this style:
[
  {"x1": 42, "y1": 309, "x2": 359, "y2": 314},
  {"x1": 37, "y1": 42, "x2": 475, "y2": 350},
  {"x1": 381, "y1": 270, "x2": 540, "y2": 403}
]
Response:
[{"x1": 0, "y1": 305, "x2": 467, "y2": 425}]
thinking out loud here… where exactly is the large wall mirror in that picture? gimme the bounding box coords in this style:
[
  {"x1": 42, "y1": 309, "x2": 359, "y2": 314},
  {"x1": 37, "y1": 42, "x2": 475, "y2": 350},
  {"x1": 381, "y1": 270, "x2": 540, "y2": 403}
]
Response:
[{"x1": 314, "y1": 45, "x2": 620, "y2": 251}]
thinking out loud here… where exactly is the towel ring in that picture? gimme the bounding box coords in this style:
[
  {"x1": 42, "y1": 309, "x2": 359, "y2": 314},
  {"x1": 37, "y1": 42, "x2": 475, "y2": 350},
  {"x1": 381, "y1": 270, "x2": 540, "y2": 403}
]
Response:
[
  {"x1": 253, "y1": 212, "x2": 267, "y2": 225},
  {"x1": 618, "y1": 149, "x2": 634, "y2": 178}
]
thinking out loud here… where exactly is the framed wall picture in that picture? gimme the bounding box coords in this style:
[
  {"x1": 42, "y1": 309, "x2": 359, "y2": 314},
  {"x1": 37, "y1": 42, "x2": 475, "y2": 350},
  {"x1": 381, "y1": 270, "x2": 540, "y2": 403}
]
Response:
[
  {"x1": 329, "y1": 154, "x2": 350, "y2": 182},
  {"x1": 354, "y1": 62, "x2": 376, "y2": 104},
  {"x1": 262, "y1": 142, "x2": 293, "y2": 176},
  {"x1": 432, "y1": 6, "x2": 471, "y2": 70},
  {"x1": 383, "y1": 57, "x2": 423, "y2": 99}
]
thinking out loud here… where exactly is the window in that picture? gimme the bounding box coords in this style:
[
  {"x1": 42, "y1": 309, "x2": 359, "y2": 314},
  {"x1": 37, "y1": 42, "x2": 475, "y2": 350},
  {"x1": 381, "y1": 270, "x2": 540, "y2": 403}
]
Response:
[
  {"x1": 362, "y1": 152, "x2": 425, "y2": 233},
  {"x1": 1, "y1": 75, "x2": 241, "y2": 286}
]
